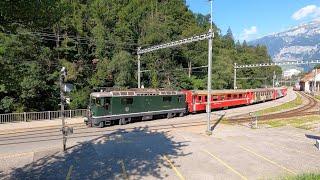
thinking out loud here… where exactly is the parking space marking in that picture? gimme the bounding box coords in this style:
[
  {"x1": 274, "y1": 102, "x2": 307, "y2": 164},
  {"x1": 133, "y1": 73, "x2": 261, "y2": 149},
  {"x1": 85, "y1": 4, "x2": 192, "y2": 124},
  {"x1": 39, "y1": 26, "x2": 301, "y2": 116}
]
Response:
[
  {"x1": 238, "y1": 145, "x2": 297, "y2": 175},
  {"x1": 163, "y1": 155, "x2": 185, "y2": 180},
  {"x1": 66, "y1": 164, "x2": 73, "y2": 180},
  {"x1": 119, "y1": 160, "x2": 129, "y2": 180},
  {"x1": 202, "y1": 149, "x2": 248, "y2": 180},
  {"x1": 265, "y1": 141, "x2": 318, "y2": 158}
]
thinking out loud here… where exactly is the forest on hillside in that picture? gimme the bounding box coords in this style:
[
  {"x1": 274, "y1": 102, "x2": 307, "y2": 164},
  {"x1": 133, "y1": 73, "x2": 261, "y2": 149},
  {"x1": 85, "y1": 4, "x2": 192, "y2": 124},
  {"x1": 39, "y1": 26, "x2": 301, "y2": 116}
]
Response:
[{"x1": 0, "y1": 0, "x2": 281, "y2": 113}]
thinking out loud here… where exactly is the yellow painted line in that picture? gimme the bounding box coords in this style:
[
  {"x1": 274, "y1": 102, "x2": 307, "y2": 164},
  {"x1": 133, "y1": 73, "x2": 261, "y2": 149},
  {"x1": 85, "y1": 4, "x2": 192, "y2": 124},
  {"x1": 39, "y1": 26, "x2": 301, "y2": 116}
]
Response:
[
  {"x1": 163, "y1": 155, "x2": 185, "y2": 180},
  {"x1": 265, "y1": 142, "x2": 318, "y2": 158},
  {"x1": 202, "y1": 149, "x2": 248, "y2": 180},
  {"x1": 119, "y1": 160, "x2": 129, "y2": 180},
  {"x1": 238, "y1": 145, "x2": 297, "y2": 175},
  {"x1": 66, "y1": 165, "x2": 73, "y2": 180}
]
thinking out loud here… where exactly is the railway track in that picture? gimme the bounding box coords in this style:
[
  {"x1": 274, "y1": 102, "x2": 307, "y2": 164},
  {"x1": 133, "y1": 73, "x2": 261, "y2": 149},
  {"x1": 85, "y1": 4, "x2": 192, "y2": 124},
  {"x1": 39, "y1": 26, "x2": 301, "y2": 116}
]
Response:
[
  {"x1": 227, "y1": 91, "x2": 319, "y2": 124},
  {"x1": 1, "y1": 91, "x2": 319, "y2": 142}
]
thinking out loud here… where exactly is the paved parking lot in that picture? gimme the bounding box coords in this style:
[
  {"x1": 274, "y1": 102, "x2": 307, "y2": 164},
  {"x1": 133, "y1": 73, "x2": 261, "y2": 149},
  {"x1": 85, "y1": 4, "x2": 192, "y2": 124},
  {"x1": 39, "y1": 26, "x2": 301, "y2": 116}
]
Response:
[
  {"x1": 2, "y1": 89, "x2": 319, "y2": 179},
  {"x1": 1, "y1": 120, "x2": 320, "y2": 180}
]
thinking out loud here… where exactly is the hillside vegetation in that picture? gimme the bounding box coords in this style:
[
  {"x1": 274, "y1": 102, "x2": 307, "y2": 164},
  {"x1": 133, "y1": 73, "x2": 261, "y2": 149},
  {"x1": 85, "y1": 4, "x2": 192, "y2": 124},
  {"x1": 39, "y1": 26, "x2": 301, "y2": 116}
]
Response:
[{"x1": 0, "y1": 0, "x2": 281, "y2": 113}]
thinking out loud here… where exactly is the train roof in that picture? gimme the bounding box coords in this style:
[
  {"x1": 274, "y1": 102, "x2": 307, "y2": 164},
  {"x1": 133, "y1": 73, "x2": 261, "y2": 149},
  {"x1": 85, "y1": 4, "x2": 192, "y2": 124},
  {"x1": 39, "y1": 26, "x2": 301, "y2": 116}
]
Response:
[
  {"x1": 91, "y1": 90, "x2": 184, "y2": 98},
  {"x1": 192, "y1": 87, "x2": 286, "y2": 95}
]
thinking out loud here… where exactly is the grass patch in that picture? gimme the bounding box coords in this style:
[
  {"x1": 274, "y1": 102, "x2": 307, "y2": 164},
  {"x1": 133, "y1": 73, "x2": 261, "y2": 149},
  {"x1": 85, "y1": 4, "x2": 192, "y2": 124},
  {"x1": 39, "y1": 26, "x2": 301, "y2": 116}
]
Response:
[
  {"x1": 261, "y1": 115, "x2": 320, "y2": 130},
  {"x1": 255, "y1": 93, "x2": 302, "y2": 116},
  {"x1": 281, "y1": 173, "x2": 320, "y2": 180}
]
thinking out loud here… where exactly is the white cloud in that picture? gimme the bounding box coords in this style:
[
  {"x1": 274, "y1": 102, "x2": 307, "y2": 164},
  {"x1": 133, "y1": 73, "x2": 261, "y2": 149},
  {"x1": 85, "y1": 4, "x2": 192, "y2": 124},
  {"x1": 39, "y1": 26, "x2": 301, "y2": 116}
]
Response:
[
  {"x1": 292, "y1": 5, "x2": 320, "y2": 20},
  {"x1": 240, "y1": 26, "x2": 258, "y2": 41}
]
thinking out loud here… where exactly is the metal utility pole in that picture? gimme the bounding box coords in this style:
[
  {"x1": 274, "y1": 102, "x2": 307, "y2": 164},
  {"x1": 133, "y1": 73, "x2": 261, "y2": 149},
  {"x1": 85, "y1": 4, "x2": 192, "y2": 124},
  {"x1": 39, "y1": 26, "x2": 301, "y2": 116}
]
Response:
[
  {"x1": 60, "y1": 67, "x2": 67, "y2": 151},
  {"x1": 136, "y1": 2, "x2": 214, "y2": 136},
  {"x1": 206, "y1": 29, "x2": 213, "y2": 136},
  {"x1": 138, "y1": 47, "x2": 141, "y2": 88},
  {"x1": 234, "y1": 63, "x2": 237, "y2": 89},
  {"x1": 206, "y1": 0, "x2": 213, "y2": 136},
  {"x1": 314, "y1": 68, "x2": 317, "y2": 93},
  {"x1": 188, "y1": 61, "x2": 192, "y2": 78},
  {"x1": 273, "y1": 71, "x2": 276, "y2": 88}
]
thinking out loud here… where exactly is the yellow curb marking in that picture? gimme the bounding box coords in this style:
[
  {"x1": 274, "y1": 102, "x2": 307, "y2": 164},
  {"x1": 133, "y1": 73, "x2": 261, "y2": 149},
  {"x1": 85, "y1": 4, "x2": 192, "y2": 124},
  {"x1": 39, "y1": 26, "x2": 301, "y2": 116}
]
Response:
[
  {"x1": 202, "y1": 149, "x2": 248, "y2": 180},
  {"x1": 238, "y1": 145, "x2": 297, "y2": 175},
  {"x1": 266, "y1": 142, "x2": 318, "y2": 158},
  {"x1": 119, "y1": 160, "x2": 129, "y2": 180},
  {"x1": 66, "y1": 165, "x2": 73, "y2": 180},
  {"x1": 163, "y1": 155, "x2": 185, "y2": 180}
]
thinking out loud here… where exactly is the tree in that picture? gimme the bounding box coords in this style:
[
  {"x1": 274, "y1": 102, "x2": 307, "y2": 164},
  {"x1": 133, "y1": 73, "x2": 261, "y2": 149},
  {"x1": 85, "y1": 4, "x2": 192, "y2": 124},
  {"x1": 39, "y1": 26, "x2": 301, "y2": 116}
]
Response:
[
  {"x1": 225, "y1": 27, "x2": 234, "y2": 40},
  {"x1": 0, "y1": 0, "x2": 282, "y2": 113}
]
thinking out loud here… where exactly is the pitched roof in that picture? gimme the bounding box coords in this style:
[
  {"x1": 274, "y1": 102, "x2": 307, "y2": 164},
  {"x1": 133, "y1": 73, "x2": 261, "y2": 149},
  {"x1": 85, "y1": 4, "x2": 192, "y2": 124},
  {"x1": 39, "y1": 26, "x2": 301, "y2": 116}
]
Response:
[{"x1": 300, "y1": 69, "x2": 320, "y2": 82}]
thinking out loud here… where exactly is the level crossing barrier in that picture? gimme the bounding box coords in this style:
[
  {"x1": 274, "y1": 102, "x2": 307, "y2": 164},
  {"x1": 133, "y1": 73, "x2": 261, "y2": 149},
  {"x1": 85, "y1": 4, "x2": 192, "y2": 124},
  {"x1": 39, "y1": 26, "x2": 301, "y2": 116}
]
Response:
[{"x1": 0, "y1": 109, "x2": 87, "y2": 124}]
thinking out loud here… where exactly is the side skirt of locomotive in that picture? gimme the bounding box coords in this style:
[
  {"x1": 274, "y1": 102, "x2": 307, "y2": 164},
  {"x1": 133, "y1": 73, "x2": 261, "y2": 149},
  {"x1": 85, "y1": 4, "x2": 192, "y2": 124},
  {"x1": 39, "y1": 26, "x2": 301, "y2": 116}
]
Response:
[{"x1": 86, "y1": 108, "x2": 186, "y2": 128}]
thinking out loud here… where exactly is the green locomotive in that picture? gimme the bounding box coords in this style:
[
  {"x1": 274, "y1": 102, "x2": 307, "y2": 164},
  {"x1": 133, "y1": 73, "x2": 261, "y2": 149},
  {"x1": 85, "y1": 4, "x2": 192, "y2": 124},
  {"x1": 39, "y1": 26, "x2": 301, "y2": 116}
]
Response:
[{"x1": 84, "y1": 89, "x2": 186, "y2": 127}]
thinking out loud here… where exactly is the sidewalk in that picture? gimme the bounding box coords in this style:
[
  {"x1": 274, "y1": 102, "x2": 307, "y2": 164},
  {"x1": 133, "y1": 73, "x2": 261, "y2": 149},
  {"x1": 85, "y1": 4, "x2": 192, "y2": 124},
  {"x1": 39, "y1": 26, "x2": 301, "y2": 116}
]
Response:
[{"x1": 0, "y1": 117, "x2": 84, "y2": 132}]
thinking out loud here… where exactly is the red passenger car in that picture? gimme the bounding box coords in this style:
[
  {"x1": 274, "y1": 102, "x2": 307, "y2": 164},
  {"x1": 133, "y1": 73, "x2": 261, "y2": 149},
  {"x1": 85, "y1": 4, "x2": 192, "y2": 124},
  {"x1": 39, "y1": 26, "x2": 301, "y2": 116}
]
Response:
[
  {"x1": 183, "y1": 87, "x2": 287, "y2": 113},
  {"x1": 183, "y1": 89, "x2": 253, "y2": 113}
]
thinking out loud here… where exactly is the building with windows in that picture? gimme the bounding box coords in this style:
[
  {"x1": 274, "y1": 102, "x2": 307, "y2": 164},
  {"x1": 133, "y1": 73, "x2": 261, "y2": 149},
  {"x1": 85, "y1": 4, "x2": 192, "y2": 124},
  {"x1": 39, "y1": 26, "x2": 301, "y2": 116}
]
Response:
[{"x1": 299, "y1": 69, "x2": 320, "y2": 92}]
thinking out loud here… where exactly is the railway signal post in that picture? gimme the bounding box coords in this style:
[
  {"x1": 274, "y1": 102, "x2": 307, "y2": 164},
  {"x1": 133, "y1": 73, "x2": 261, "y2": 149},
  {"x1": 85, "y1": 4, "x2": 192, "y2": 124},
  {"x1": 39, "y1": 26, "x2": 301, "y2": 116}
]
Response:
[
  {"x1": 60, "y1": 67, "x2": 67, "y2": 151},
  {"x1": 138, "y1": 47, "x2": 141, "y2": 88}
]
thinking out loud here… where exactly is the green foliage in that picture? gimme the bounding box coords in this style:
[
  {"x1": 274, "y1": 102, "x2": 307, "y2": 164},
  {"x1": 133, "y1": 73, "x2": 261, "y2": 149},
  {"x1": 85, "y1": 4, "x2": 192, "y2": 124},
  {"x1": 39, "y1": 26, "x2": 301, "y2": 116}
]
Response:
[
  {"x1": 0, "y1": 0, "x2": 282, "y2": 113},
  {"x1": 0, "y1": 96, "x2": 15, "y2": 113},
  {"x1": 281, "y1": 173, "x2": 320, "y2": 180},
  {"x1": 256, "y1": 92, "x2": 302, "y2": 116},
  {"x1": 69, "y1": 88, "x2": 90, "y2": 109}
]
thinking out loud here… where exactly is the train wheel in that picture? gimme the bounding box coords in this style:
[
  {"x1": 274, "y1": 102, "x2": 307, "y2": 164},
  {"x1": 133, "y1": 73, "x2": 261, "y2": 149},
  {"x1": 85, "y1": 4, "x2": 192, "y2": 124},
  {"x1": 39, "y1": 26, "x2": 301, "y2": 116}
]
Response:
[
  {"x1": 119, "y1": 118, "x2": 126, "y2": 125},
  {"x1": 99, "y1": 121, "x2": 104, "y2": 128}
]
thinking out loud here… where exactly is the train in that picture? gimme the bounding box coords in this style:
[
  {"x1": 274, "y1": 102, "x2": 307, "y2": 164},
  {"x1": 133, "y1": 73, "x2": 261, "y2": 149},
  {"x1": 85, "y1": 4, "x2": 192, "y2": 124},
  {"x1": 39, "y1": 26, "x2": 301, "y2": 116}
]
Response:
[{"x1": 84, "y1": 87, "x2": 287, "y2": 128}]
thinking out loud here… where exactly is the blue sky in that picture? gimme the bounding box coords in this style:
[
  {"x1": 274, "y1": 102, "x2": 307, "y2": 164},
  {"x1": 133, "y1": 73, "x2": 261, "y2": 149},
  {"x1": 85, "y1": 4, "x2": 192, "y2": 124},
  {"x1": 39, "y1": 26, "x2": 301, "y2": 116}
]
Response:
[{"x1": 186, "y1": 0, "x2": 320, "y2": 41}]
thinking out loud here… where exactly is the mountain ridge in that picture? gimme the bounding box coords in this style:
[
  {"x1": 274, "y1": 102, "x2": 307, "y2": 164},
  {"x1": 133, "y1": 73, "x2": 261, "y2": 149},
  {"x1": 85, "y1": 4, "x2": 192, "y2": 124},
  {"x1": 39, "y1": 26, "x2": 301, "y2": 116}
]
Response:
[{"x1": 250, "y1": 20, "x2": 320, "y2": 73}]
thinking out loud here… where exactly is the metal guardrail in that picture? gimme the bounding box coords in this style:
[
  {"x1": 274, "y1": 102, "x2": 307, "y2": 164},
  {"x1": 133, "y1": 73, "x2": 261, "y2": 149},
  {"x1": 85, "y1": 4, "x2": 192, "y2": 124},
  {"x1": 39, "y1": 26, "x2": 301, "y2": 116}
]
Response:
[{"x1": 0, "y1": 109, "x2": 87, "y2": 124}]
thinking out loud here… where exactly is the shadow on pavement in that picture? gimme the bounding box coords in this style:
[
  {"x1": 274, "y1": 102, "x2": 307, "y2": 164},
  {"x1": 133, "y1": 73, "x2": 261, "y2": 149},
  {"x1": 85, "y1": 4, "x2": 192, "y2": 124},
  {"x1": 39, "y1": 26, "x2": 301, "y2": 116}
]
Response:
[
  {"x1": 211, "y1": 112, "x2": 226, "y2": 131},
  {"x1": 0, "y1": 170, "x2": 4, "y2": 179},
  {"x1": 6, "y1": 126, "x2": 190, "y2": 179}
]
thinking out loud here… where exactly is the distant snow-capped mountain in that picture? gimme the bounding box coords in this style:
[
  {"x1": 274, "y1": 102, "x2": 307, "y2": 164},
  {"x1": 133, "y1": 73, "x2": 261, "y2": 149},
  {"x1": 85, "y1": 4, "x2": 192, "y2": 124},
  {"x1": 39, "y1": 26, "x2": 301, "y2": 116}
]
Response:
[{"x1": 250, "y1": 20, "x2": 320, "y2": 72}]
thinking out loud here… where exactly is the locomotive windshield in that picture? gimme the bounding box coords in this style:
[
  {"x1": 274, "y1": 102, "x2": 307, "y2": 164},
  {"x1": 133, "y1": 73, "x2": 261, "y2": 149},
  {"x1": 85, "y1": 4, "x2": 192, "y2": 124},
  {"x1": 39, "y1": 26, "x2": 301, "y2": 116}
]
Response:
[
  {"x1": 90, "y1": 96, "x2": 111, "y2": 110},
  {"x1": 90, "y1": 96, "x2": 103, "y2": 106}
]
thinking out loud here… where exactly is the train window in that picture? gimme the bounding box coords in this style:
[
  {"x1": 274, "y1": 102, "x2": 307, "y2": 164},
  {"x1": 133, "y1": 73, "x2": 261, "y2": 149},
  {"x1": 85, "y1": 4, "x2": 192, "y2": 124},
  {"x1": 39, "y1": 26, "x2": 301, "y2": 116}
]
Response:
[
  {"x1": 227, "y1": 94, "x2": 231, "y2": 99},
  {"x1": 121, "y1": 98, "x2": 133, "y2": 105},
  {"x1": 239, "y1": 94, "x2": 243, "y2": 98},
  {"x1": 163, "y1": 96, "x2": 172, "y2": 102},
  {"x1": 212, "y1": 96, "x2": 218, "y2": 101},
  {"x1": 178, "y1": 95, "x2": 183, "y2": 102},
  {"x1": 104, "y1": 98, "x2": 111, "y2": 110},
  {"x1": 203, "y1": 96, "x2": 207, "y2": 102},
  {"x1": 91, "y1": 97, "x2": 103, "y2": 106},
  {"x1": 220, "y1": 96, "x2": 225, "y2": 100},
  {"x1": 233, "y1": 94, "x2": 237, "y2": 98}
]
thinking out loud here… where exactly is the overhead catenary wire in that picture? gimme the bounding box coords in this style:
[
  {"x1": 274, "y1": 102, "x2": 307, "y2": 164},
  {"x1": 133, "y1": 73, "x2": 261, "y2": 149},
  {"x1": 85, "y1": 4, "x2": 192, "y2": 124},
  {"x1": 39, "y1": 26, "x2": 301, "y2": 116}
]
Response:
[{"x1": 140, "y1": 65, "x2": 208, "y2": 73}]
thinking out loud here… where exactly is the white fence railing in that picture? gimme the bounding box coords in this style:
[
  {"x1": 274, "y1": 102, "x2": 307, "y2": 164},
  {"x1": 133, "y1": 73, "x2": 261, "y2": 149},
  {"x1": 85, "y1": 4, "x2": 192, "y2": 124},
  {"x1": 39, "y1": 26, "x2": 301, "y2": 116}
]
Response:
[{"x1": 0, "y1": 109, "x2": 88, "y2": 124}]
